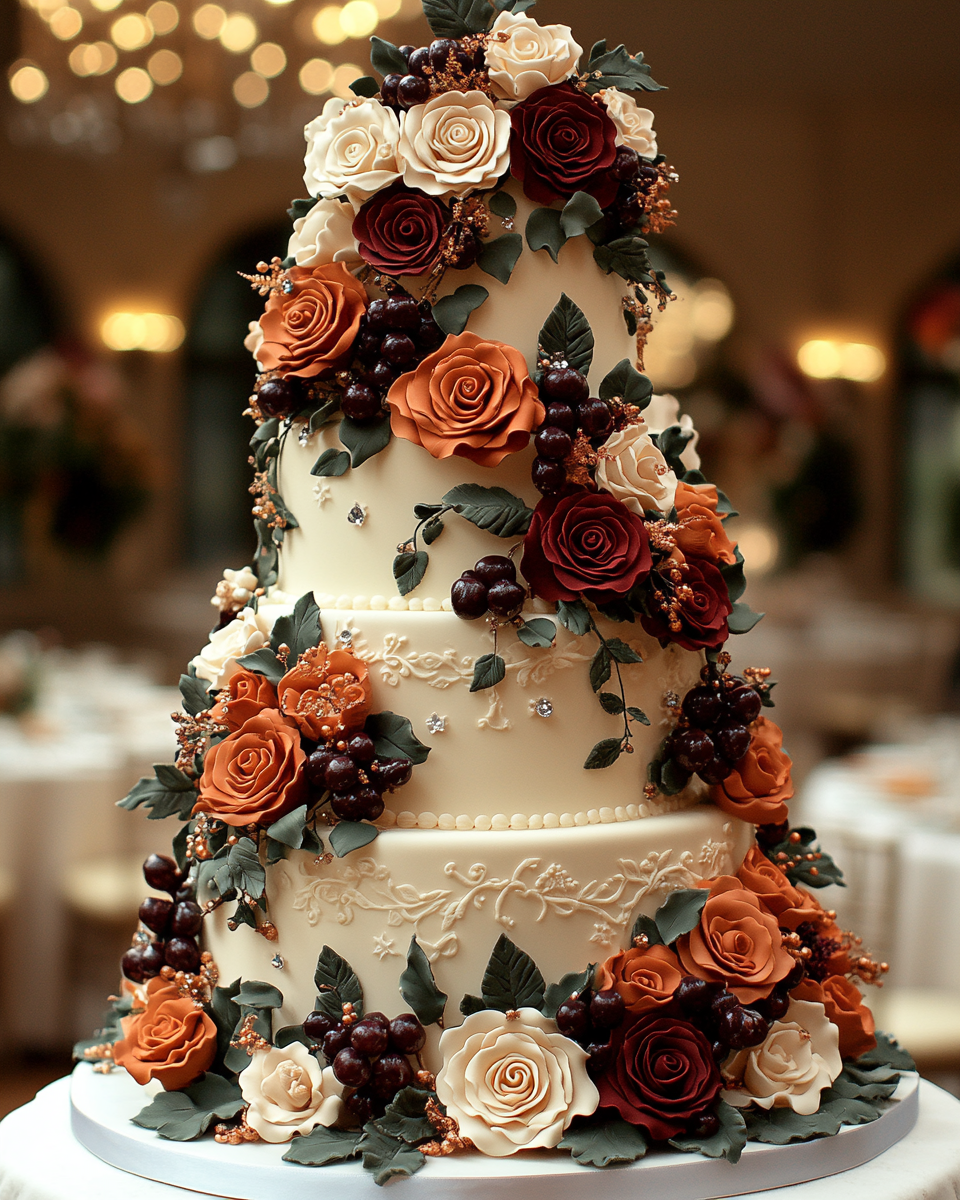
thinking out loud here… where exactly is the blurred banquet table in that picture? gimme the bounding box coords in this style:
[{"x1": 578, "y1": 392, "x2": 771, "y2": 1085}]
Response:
[
  {"x1": 0, "y1": 645, "x2": 178, "y2": 1051},
  {"x1": 797, "y1": 720, "x2": 960, "y2": 996}
]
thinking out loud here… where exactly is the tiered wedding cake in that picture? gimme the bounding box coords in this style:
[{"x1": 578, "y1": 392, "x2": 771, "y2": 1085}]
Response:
[{"x1": 76, "y1": 1, "x2": 913, "y2": 1189}]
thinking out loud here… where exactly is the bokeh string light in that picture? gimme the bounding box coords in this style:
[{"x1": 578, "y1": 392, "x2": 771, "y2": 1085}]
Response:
[{"x1": 6, "y1": 0, "x2": 423, "y2": 156}]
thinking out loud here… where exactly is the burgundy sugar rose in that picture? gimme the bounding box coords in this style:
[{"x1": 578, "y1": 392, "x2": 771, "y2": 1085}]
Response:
[
  {"x1": 353, "y1": 183, "x2": 446, "y2": 277},
  {"x1": 510, "y1": 83, "x2": 618, "y2": 208},
  {"x1": 521, "y1": 490, "x2": 652, "y2": 603},
  {"x1": 597, "y1": 1013, "x2": 721, "y2": 1140},
  {"x1": 640, "y1": 557, "x2": 732, "y2": 651}
]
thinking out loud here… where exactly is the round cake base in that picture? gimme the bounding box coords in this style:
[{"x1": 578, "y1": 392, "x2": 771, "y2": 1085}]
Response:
[{"x1": 70, "y1": 1066, "x2": 919, "y2": 1200}]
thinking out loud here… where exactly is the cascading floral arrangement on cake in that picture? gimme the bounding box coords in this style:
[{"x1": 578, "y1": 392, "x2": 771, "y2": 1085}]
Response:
[{"x1": 75, "y1": 0, "x2": 915, "y2": 1187}]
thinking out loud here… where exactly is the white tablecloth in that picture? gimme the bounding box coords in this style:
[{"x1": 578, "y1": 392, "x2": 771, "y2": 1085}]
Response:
[
  {"x1": 1, "y1": 1078, "x2": 960, "y2": 1200},
  {"x1": 799, "y1": 754, "x2": 960, "y2": 992}
]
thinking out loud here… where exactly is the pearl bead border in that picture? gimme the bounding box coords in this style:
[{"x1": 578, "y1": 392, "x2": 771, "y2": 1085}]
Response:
[
  {"x1": 377, "y1": 790, "x2": 699, "y2": 832},
  {"x1": 312, "y1": 594, "x2": 557, "y2": 614}
]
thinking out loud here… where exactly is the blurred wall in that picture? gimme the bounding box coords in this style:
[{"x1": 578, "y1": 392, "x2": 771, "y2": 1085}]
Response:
[{"x1": 0, "y1": 0, "x2": 958, "y2": 662}]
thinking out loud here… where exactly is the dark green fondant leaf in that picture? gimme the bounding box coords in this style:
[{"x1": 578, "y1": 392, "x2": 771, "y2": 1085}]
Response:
[
  {"x1": 117, "y1": 765, "x2": 197, "y2": 821},
  {"x1": 557, "y1": 599, "x2": 591, "y2": 636},
  {"x1": 589, "y1": 644, "x2": 611, "y2": 691},
  {"x1": 516, "y1": 617, "x2": 556, "y2": 648},
  {"x1": 414, "y1": 502, "x2": 444, "y2": 520},
  {"x1": 235, "y1": 979, "x2": 283, "y2": 1010},
  {"x1": 266, "y1": 805, "x2": 309, "y2": 851},
  {"x1": 598, "y1": 691, "x2": 625, "y2": 714},
  {"x1": 393, "y1": 550, "x2": 429, "y2": 596},
  {"x1": 314, "y1": 945, "x2": 364, "y2": 1019},
  {"x1": 856, "y1": 1032, "x2": 915, "y2": 1072},
  {"x1": 210, "y1": 978, "x2": 241, "y2": 1072},
  {"x1": 560, "y1": 191, "x2": 604, "y2": 238},
  {"x1": 399, "y1": 937, "x2": 447, "y2": 1027},
  {"x1": 365, "y1": 710, "x2": 431, "y2": 764},
  {"x1": 538, "y1": 293, "x2": 594, "y2": 376},
  {"x1": 236, "y1": 646, "x2": 285, "y2": 685},
  {"x1": 358, "y1": 1125, "x2": 426, "y2": 1186},
  {"x1": 270, "y1": 591, "x2": 322, "y2": 659},
  {"x1": 350, "y1": 75, "x2": 379, "y2": 97},
  {"x1": 559, "y1": 1118, "x2": 649, "y2": 1167},
  {"x1": 282, "y1": 1125, "x2": 362, "y2": 1166},
  {"x1": 525, "y1": 206, "x2": 566, "y2": 262},
  {"x1": 470, "y1": 652, "x2": 506, "y2": 692},
  {"x1": 728, "y1": 601, "x2": 764, "y2": 634},
  {"x1": 761, "y1": 826, "x2": 845, "y2": 889},
  {"x1": 594, "y1": 236, "x2": 653, "y2": 284},
  {"x1": 629, "y1": 912, "x2": 663, "y2": 946},
  {"x1": 477, "y1": 232, "x2": 523, "y2": 284},
  {"x1": 421, "y1": 0, "x2": 492, "y2": 37},
  {"x1": 598, "y1": 358, "x2": 653, "y2": 406},
  {"x1": 669, "y1": 1102, "x2": 747, "y2": 1163},
  {"x1": 605, "y1": 637, "x2": 642, "y2": 664},
  {"x1": 659, "y1": 756, "x2": 691, "y2": 795},
  {"x1": 583, "y1": 40, "x2": 664, "y2": 93},
  {"x1": 330, "y1": 820, "x2": 379, "y2": 857},
  {"x1": 339, "y1": 415, "x2": 391, "y2": 468},
  {"x1": 441, "y1": 482, "x2": 533, "y2": 536},
  {"x1": 373, "y1": 1088, "x2": 436, "y2": 1144},
  {"x1": 131, "y1": 1074, "x2": 243, "y2": 1141},
  {"x1": 655, "y1": 888, "x2": 708, "y2": 944},
  {"x1": 742, "y1": 1103, "x2": 842, "y2": 1144},
  {"x1": 719, "y1": 559, "x2": 747, "y2": 603},
  {"x1": 287, "y1": 197, "x2": 316, "y2": 223},
  {"x1": 542, "y1": 967, "x2": 593, "y2": 1018},
  {"x1": 432, "y1": 284, "x2": 489, "y2": 334},
  {"x1": 369, "y1": 35, "x2": 407, "y2": 75},
  {"x1": 488, "y1": 189, "x2": 517, "y2": 219},
  {"x1": 179, "y1": 673, "x2": 211, "y2": 716},
  {"x1": 584, "y1": 737, "x2": 623, "y2": 769},
  {"x1": 275, "y1": 1024, "x2": 312, "y2": 1050},
  {"x1": 481, "y1": 933, "x2": 546, "y2": 1012},
  {"x1": 627, "y1": 706, "x2": 650, "y2": 725},
  {"x1": 459, "y1": 994, "x2": 486, "y2": 1017},
  {"x1": 422, "y1": 516, "x2": 444, "y2": 545},
  {"x1": 311, "y1": 448, "x2": 351, "y2": 477}
]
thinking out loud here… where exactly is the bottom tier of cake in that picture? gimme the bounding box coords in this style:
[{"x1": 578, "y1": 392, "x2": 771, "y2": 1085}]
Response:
[{"x1": 205, "y1": 804, "x2": 753, "y2": 1049}]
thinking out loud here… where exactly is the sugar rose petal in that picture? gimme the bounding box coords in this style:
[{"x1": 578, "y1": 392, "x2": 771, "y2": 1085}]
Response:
[
  {"x1": 277, "y1": 643, "x2": 371, "y2": 741},
  {"x1": 711, "y1": 717, "x2": 793, "y2": 825},
  {"x1": 674, "y1": 480, "x2": 738, "y2": 565},
  {"x1": 113, "y1": 976, "x2": 217, "y2": 1091},
  {"x1": 484, "y1": 12, "x2": 582, "y2": 101},
  {"x1": 209, "y1": 667, "x2": 278, "y2": 732},
  {"x1": 303, "y1": 96, "x2": 402, "y2": 207},
  {"x1": 387, "y1": 331, "x2": 542, "y2": 467},
  {"x1": 399, "y1": 90, "x2": 510, "y2": 198},
  {"x1": 240, "y1": 1044, "x2": 343, "y2": 1143},
  {"x1": 792, "y1": 977, "x2": 877, "y2": 1060},
  {"x1": 601, "y1": 87, "x2": 658, "y2": 159},
  {"x1": 196, "y1": 708, "x2": 307, "y2": 827},
  {"x1": 190, "y1": 608, "x2": 273, "y2": 689},
  {"x1": 596, "y1": 421, "x2": 677, "y2": 516},
  {"x1": 597, "y1": 943, "x2": 684, "y2": 1015},
  {"x1": 258, "y1": 263, "x2": 367, "y2": 380},
  {"x1": 288, "y1": 197, "x2": 362, "y2": 268}
]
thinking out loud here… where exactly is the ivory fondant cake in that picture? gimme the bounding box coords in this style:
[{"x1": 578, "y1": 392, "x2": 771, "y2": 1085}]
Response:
[{"x1": 76, "y1": 1, "x2": 915, "y2": 1191}]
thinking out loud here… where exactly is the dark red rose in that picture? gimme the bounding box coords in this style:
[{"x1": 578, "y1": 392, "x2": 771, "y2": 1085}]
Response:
[
  {"x1": 353, "y1": 183, "x2": 446, "y2": 276},
  {"x1": 521, "y1": 490, "x2": 652, "y2": 603},
  {"x1": 598, "y1": 1013, "x2": 722, "y2": 1140},
  {"x1": 509, "y1": 84, "x2": 618, "y2": 207},
  {"x1": 640, "y1": 557, "x2": 732, "y2": 651}
]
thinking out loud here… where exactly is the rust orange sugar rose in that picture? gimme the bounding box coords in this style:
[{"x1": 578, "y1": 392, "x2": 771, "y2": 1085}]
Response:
[
  {"x1": 113, "y1": 976, "x2": 217, "y2": 1091},
  {"x1": 673, "y1": 480, "x2": 738, "y2": 565},
  {"x1": 257, "y1": 263, "x2": 366, "y2": 379},
  {"x1": 387, "y1": 331, "x2": 543, "y2": 468},
  {"x1": 677, "y1": 875, "x2": 795, "y2": 1004},
  {"x1": 277, "y1": 644, "x2": 371, "y2": 741},
  {"x1": 793, "y1": 976, "x2": 877, "y2": 1060},
  {"x1": 711, "y1": 715, "x2": 794, "y2": 826},
  {"x1": 735, "y1": 845, "x2": 823, "y2": 928},
  {"x1": 208, "y1": 667, "x2": 278, "y2": 732},
  {"x1": 196, "y1": 708, "x2": 306, "y2": 827},
  {"x1": 597, "y1": 943, "x2": 684, "y2": 1016}
]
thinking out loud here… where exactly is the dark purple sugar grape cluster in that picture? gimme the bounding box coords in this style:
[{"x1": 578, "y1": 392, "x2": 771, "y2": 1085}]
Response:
[
  {"x1": 303, "y1": 1008, "x2": 426, "y2": 1119},
  {"x1": 532, "y1": 366, "x2": 617, "y2": 496},
  {"x1": 122, "y1": 854, "x2": 203, "y2": 983},
  {"x1": 674, "y1": 975, "x2": 785, "y2": 1065},
  {"x1": 664, "y1": 673, "x2": 763, "y2": 787},
  {"x1": 347, "y1": 294, "x2": 444, "y2": 417},
  {"x1": 603, "y1": 147, "x2": 665, "y2": 237},
  {"x1": 255, "y1": 373, "x2": 313, "y2": 420},
  {"x1": 305, "y1": 731, "x2": 412, "y2": 823},
  {"x1": 450, "y1": 555, "x2": 525, "y2": 621},
  {"x1": 555, "y1": 986, "x2": 627, "y2": 1078},
  {"x1": 379, "y1": 39, "x2": 487, "y2": 112}
]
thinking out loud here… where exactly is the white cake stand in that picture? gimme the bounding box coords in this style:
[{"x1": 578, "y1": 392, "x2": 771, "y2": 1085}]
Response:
[{"x1": 54, "y1": 1065, "x2": 927, "y2": 1200}]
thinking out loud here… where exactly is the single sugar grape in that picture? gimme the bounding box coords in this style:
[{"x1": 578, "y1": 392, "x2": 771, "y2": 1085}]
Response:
[
  {"x1": 611, "y1": 145, "x2": 641, "y2": 181},
  {"x1": 585, "y1": 1040, "x2": 614, "y2": 1077},
  {"x1": 350, "y1": 1017, "x2": 390, "y2": 1057},
  {"x1": 725, "y1": 685, "x2": 762, "y2": 723},
  {"x1": 541, "y1": 367, "x2": 589, "y2": 404},
  {"x1": 303, "y1": 1011, "x2": 336, "y2": 1042},
  {"x1": 138, "y1": 896, "x2": 173, "y2": 935},
  {"x1": 334, "y1": 1046, "x2": 373, "y2": 1088},
  {"x1": 714, "y1": 722, "x2": 751, "y2": 764},
  {"x1": 121, "y1": 947, "x2": 147, "y2": 983},
  {"x1": 256, "y1": 376, "x2": 301, "y2": 419},
  {"x1": 672, "y1": 728, "x2": 716, "y2": 772},
  {"x1": 555, "y1": 998, "x2": 590, "y2": 1039},
  {"x1": 472, "y1": 555, "x2": 516, "y2": 586},
  {"x1": 305, "y1": 749, "x2": 337, "y2": 788},
  {"x1": 164, "y1": 937, "x2": 201, "y2": 974},
  {"x1": 366, "y1": 298, "x2": 390, "y2": 332},
  {"x1": 381, "y1": 333, "x2": 417, "y2": 366},
  {"x1": 356, "y1": 787, "x2": 384, "y2": 821},
  {"x1": 451, "y1": 574, "x2": 488, "y2": 619},
  {"x1": 322, "y1": 1023, "x2": 352, "y2": 1061},
  {"x1": 345, "y1": 1089, "x2": 376, "y2": 1124},
  {"x1": 384, "y1": 295, "x2": 419, "y2": 330},
  {"x1": 378, "y1": 758, "x2": 412, "y2": 790},
  {"x1": 341, "y1": 383, "x2": 381, "y2": 422},
  {"x1": 532, "y1": 457, "x2": 566, "y2": 494},
  {"x1": 589, "y1": 988, "x2": 626, "y2": 1030},
  {"x1": 329, "y1": 791, "x2": 367, "y2": 821},
  {"x1": 691, "y1": 1111, "x2": 720, "y2": 1139},
  {"x1": 675, "y1": 976, "x2": 716, "y2": 1015},
  {"x1": 486, "y1": 580, "x2": 525, "y2": 620},
  {"x1": 397, "y1": 74, "x2": 430, "y2": 107},
  {"x1": 140, "y1": 942, "x2": 167, "y2": 978},
  {"x1": 534, "y1": 426, "x2": 573, "y2": 460},
  {"x1": 757, "y1": 990, "x2": 790, "y2": 1021},
  {"x1": 389, "y1": 1013, "x2": 426, "y2": 1054},
  {"x1": 696, "y1": 755, "x2": 733, "y2": 786},
  {"x1": 577, "y1": 397, "x2": 614, "y2": 439},
  {"x1": 406, "y1": 46, "x2": 430, "y2": 76},
  {"x1": 544, "y1": 401, "x2": 576, "y2": 432},
  {"x1": 718, "y1": 1005, "x2": 768, "y2": 1050},
  {"x1": 371, "y1": 1052, "x2": 414, "y2": 1098},
  {"x1": 428, "y1": 37, "x2": 460, "y2": 71},
  {"x1": 324, "y1": 755, "x2": 359, "y2": 792},
  {"x1": 142, "y1": 854, "x2": 181, "y2": 895},
  {"x1": 348, "y1": 733, "x2": 376, "y2": 763},
  {"x1": 169, "y1": 900, "x2": 204, "y2": 938},
  {"x1": 710, "y1": 990, "x2": 739, "y2": 1019},
  {"x1": 380, "y1": 73, "x2": 401, "y2": 105},
  {"x1": 681, "y1": 685, "x2": 724, "y2": 729},
  {"x1": 368, "y1": 360, "x2": 398, "y2": 391}
]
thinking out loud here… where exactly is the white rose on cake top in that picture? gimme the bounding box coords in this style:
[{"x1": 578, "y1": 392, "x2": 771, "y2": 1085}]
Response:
[
  {"x1": 434, "y1": 1008, "x2": 599, "y2": 1157},
  {"x1": 601, "y1": 87, "x2": 658, "y2": 159},
  {"x1": 484, "y1": 12, "x2": 583, "y2": 101},
  {"x1": 239, "y1": 1043, "x2": 344, "y2": 1143},
  {"x1": 399, "y1": 90, "x2": 511, "y2": 197},
  {"x1": 595, "y1": 421, "x2": 677, "y2": 515},
  {"x1": 722, "y1": 999, "x2": 842, "y2": 1116},
  {"x1": 190, "y1": 607, "x2": 272, "y2": 687},
  {"x1": 644, "y1": 393, "x2": 701, "y2": 471},
  {"x1": 303, "y1": 97, "x2": 402, "y2": 208},
  {"x1": 288, "y1": 197, "x2": 362, "y2": 268},
  {"x1": 244, "y1": 320, "x2": 264, "y2": 369}
]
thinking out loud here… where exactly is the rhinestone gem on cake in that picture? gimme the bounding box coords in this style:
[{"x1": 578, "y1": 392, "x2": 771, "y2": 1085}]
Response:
[
  {"x1": 426, "y1": 713, "x2": 446, "y2": 734},
  {"x1": 533, "y1": 698, "x2": 554, "y2": 718},
  {"x1": 347, "y1": 502, "x2": 367, "y2": 526},
  {"x1": 271, "y1": 954, "x2": 284, "y2": 970}
]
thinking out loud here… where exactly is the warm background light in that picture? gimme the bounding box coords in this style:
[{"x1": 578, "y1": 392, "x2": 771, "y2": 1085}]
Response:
[
  {"x1": 147, "y1": 48, "x2": 182, "y2": 84},
  {"x1": 797, "y1": 338, "x2": 886, "y2": 382},
  {"x1": 110, "y1": 13, "x2": 153, "y2": 50},
  {"x1": 250, "y1": 41, "x2": 286, "y2": 78},
  {"x1": 339, "y1": 0, "x2": 379, "y2": 37},
  {"x1": 233, "y1": 69, "x2": 268, "y2": 106},
  {"x1": 49, "y1": 7, "x2": 83, "y2": 40},
  {"x1": 89, "y1": 0, "x2": 123, "y2": 11},
  {"x1": 313, "y1": 5, "x2": 348, "y2": 45},
  {"x1": 101, "y1": 311, "x2": 185, "y2": 352},
  {"x1": 192, "y1": 4, "x2": 225, "y2": 38},
  {"x1": 219, "y1": 12, "x2": 258, "y2": 52},
  {"x1": 735, "y1": 522, "x2": 780, "y2": 577},
  {"x1": 68, "y1": 40, "x2": 117, "y2": 75},
  {"x1": 9, "y1": 63, "x2": 49, "y2": 102},
  {"x1": 299, "y1": 56, "x2": 333, "y2": 93},
  {"x1": 330, "y1": 61, "x2": 362, "y2": 97},
  {"x1": 146, "y1": 1, "x2": 180, "y2": 35},
  {"x1": 114, "y1": 65, "x2": 152, "y2": 102}
]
